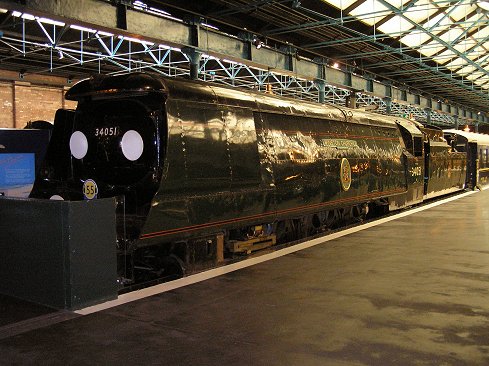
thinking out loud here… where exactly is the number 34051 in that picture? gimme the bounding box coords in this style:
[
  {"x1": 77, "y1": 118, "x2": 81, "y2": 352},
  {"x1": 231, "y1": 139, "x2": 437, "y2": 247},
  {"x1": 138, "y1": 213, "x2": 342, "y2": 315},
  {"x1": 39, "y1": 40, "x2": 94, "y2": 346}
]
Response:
[{"x1": 95, "y1": 127, "x2": 119, "y2": 137}]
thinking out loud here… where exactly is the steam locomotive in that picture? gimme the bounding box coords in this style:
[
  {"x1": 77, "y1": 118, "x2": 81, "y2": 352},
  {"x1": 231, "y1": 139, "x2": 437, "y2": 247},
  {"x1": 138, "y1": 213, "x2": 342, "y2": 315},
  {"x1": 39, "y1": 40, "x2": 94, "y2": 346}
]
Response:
[{"x1": 30, "y1": 73, "x2": 468, "y2": 284}]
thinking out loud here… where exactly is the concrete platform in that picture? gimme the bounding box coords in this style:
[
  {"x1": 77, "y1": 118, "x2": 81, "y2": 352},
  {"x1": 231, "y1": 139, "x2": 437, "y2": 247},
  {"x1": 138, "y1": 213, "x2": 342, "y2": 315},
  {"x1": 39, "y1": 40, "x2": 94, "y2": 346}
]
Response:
[{"x1": 0, "y1": 189, "x2": 488, "y2": 365}]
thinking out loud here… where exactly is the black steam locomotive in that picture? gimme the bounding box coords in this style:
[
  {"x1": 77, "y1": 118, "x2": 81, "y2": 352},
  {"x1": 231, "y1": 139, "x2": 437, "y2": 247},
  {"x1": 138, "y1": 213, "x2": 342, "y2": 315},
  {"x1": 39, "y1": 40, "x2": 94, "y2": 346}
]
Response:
[{"x1": 30, "y1": 73, "x2": 467, "y2": 284}]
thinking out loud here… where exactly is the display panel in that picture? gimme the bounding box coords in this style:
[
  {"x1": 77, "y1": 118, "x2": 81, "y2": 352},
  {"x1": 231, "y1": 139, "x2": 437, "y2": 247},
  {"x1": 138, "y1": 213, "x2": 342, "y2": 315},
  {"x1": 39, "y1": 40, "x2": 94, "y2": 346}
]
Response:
[{"x1": 0, "y1": 153, "x2": 36, "y2": 197}]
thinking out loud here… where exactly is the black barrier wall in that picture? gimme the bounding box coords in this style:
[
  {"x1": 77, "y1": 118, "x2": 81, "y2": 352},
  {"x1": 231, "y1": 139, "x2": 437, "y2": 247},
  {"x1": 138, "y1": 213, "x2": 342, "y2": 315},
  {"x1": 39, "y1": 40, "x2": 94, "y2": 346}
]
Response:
[{"x1": 0, "y1": 197, "x2": 117, "y2": 310}]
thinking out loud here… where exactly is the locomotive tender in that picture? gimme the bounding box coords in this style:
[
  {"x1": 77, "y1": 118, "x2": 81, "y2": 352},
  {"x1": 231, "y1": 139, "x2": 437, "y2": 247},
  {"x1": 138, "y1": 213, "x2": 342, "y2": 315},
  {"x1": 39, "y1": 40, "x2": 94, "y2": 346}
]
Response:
[{"x1": 30, "y1": 73, "x2": 466, "y2": 283}]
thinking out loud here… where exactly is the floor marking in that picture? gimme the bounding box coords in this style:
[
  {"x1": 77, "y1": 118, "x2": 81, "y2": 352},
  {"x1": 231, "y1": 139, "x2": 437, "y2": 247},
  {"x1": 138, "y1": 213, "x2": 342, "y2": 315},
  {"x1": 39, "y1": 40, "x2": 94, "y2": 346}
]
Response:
[{"x1": 76, "y1": 190, "x2": 476, "y2": 315}]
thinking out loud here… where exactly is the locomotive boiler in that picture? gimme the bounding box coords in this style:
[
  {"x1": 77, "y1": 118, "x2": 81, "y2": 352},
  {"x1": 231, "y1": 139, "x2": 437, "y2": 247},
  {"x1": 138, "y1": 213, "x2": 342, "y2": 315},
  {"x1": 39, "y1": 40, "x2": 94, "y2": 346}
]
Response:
[{"x1": 30, "y1": 73, "x2": 466, "y2": 284}]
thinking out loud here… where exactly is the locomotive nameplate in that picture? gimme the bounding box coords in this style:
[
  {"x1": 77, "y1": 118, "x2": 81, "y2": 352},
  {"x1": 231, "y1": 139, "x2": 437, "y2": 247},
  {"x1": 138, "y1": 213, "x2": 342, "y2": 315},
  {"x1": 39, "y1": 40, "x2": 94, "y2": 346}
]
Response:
[
  {"x1": 321, "y1": 139, "x2": 358, "y2": 150},
  {"x1": 83, "y1": 179, "x2": 98, "y2": 200},
  {"x1": 340, "y1": 158, "x2": 352, "y2": 191}
]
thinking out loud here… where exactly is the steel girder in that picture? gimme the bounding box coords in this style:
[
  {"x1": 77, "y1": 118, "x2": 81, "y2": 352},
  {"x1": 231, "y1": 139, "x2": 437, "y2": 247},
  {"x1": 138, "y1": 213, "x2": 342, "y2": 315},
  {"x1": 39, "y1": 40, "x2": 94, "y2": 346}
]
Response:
[{"x1": 0, "y1": 0, "x2": 485, "y2": 128}]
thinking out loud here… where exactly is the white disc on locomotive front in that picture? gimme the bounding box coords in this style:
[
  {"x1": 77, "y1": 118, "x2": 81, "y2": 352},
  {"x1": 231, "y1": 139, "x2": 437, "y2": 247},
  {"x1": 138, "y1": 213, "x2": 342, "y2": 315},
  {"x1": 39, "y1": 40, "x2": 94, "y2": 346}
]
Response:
[
  {"x1": 69, "y1": 131, "x2": 88, "y2": 160},
  {"x1": 121, "y1": 130, "x2": 144, "y2": 161}
]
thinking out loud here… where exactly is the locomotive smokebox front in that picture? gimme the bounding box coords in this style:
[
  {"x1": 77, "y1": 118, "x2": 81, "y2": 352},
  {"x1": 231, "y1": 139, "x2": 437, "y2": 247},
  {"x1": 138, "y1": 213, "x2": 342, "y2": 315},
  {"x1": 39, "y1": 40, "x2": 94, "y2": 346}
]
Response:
[{"x1": 33, "y1": 73, "x2": 169, "y2": 247}]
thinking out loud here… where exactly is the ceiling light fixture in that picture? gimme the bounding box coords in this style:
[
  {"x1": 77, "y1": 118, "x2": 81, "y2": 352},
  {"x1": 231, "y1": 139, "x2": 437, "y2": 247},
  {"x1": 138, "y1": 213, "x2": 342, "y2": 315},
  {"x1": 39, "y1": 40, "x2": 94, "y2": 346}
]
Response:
[{"x1": 253, "y1": 36, "x2": 263, "y2": 49}]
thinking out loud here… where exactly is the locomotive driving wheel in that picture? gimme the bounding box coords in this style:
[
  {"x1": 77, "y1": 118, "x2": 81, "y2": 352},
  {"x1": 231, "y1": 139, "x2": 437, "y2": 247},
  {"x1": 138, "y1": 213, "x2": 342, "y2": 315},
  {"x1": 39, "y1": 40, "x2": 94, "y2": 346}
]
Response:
[{"x1": 276, "y1": 219, "x2": 298, "y2": 244}]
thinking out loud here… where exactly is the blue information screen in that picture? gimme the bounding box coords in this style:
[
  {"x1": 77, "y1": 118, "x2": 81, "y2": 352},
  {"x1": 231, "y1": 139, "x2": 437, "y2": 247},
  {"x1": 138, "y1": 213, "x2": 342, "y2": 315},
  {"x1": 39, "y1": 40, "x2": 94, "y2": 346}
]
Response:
[{"x1": 0, "y1": 153, "x2": 35, "y2": 197}]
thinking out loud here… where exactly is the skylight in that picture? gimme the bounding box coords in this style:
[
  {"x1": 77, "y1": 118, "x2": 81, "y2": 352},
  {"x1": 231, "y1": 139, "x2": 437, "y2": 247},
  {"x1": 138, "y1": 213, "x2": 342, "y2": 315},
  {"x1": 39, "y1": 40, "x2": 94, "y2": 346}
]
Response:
[{"x1": 321, "y1": 0, "x2": 489, "y2": 90}]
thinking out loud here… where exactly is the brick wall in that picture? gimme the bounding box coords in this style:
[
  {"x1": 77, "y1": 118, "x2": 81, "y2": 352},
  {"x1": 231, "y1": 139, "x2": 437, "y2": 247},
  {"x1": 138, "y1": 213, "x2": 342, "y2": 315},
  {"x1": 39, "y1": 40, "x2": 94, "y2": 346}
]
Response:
[
  {"x1": 0, "y1": 82, "x2": 14, "y2": 128},
  {"x1": 0, "y1": 70, "x2": 77, "y2": 129}
]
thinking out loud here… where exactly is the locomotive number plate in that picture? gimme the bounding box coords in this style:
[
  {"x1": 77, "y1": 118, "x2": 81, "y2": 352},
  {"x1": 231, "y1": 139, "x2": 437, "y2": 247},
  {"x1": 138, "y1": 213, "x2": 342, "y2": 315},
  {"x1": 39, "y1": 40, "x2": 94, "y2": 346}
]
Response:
[
  {"x1": 95, "y1": 126, "x2": 120, "y2": 137},
  {"x1": 410, "y1": 166, "x2": 422, "y2": 177}
]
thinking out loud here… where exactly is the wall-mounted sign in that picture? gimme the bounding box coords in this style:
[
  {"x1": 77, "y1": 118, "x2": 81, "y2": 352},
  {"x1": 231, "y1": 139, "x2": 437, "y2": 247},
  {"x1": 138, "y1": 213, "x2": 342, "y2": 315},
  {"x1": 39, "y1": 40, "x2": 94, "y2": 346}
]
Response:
[{"x1": 0, "y1": 153, "x2": 35, "y2": 197}]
